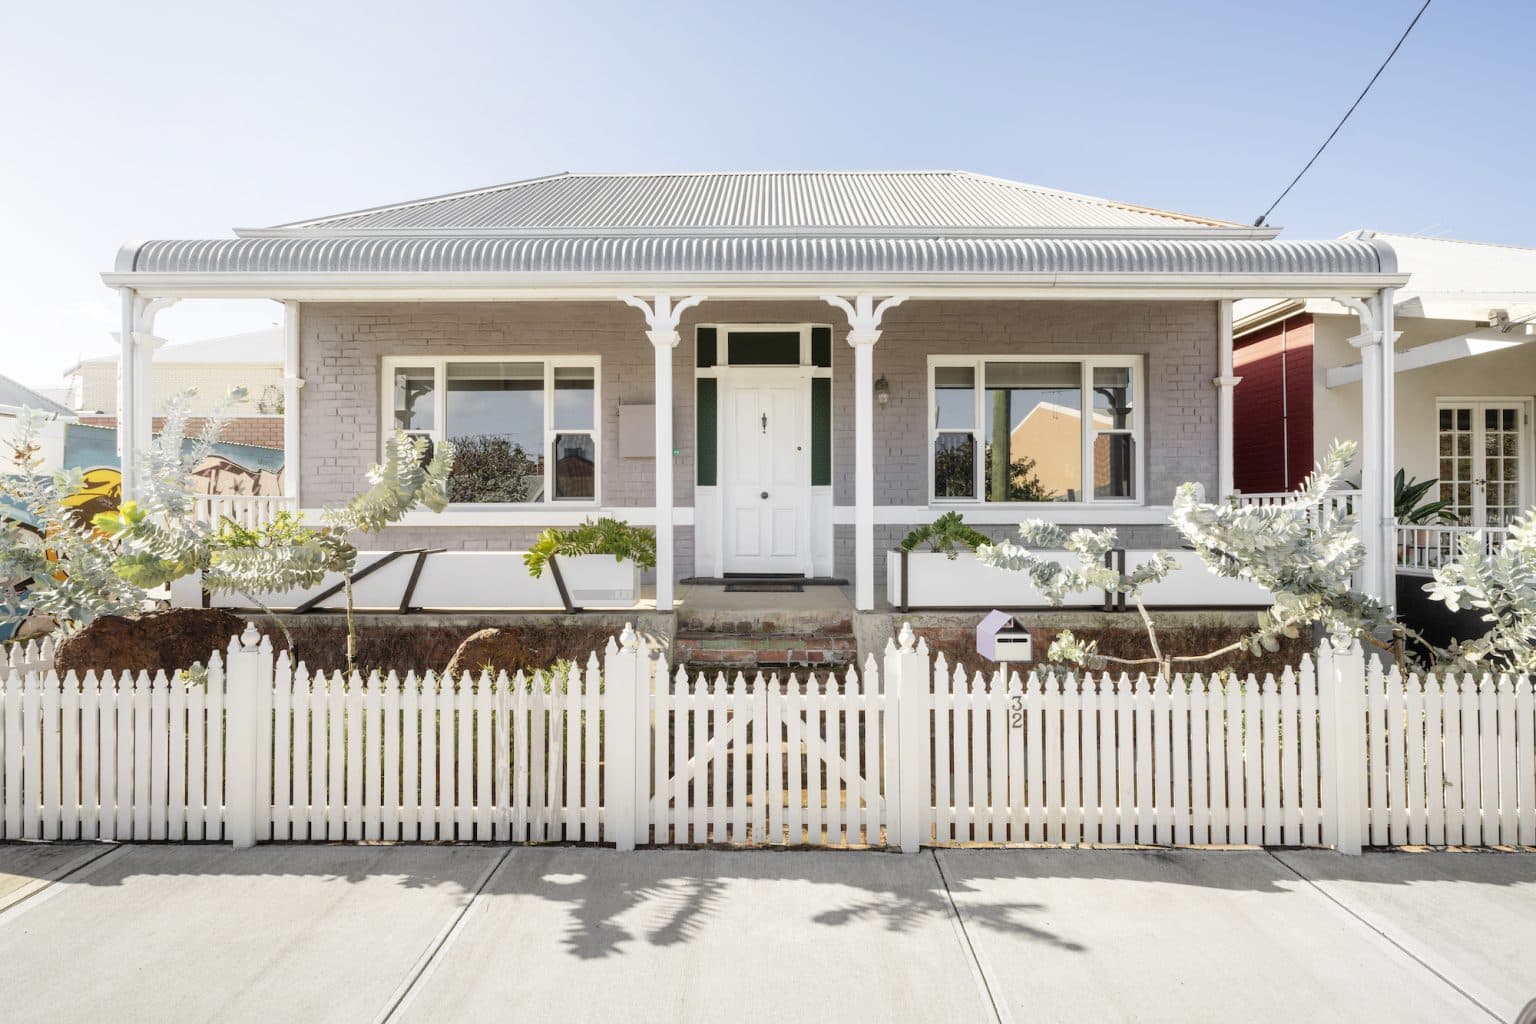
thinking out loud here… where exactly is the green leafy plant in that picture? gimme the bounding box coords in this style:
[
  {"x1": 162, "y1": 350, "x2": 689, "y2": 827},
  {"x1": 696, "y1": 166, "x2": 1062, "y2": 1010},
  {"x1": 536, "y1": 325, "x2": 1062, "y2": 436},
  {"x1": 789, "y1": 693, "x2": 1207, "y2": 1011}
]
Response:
[
  {"x1": 524, "y1": 517, "x2": 656, "y2": 579},
  {"x1": 1395, "y1": 469, "x2": 1458, "y2": 525},
  {"x1": 899, "y1": 511, "x2": 991, "y2": 559}
]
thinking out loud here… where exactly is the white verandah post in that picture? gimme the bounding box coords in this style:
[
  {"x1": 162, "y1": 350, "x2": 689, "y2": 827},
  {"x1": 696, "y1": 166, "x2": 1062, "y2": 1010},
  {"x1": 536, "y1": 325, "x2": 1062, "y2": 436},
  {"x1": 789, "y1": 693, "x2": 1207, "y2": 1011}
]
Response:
[
  {"x1": 622, "y1": 295, "x2": 705, "y2": 613},
  {"x1": 282, "y1": 300, "x2": 304, "y2": 504},
  {"x1": 824, "y1": 295, "x2": 906, "y2": 611},
  {"x1": 1339, "y1": 292, "x2": 1401, "y2": 608},
  {"x1": 116, "y1": 288, "x2": 177, "y2": 502},
  {"x1": 1214, "y1": 299, "x2": 1240, "y2": 499},
  {"x1": 1377, "y1": 288, "x2": 1398, "y2": 610}
]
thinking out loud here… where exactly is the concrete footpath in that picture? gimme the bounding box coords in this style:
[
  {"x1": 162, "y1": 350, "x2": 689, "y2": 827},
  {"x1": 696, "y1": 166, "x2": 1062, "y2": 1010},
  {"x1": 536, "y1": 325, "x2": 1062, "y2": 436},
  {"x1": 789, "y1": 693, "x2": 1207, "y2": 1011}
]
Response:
[{"x1": 0, "y1": 843, "x2": 1531, "y2": 1023}]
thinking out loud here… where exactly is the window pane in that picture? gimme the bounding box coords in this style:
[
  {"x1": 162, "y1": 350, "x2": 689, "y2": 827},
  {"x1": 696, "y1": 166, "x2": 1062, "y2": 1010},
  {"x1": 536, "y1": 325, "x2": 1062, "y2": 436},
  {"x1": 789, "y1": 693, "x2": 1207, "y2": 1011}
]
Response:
[
  {"x1": 1092, "y1": 365, "x2": 1135, "y2": 430},
  {"x1": 1094, "y1": 433, "x2": 1136, "y2": 499},
  {"x1": 392, "y1": 366, "x2": 435, "y2": 431},
  {"x1": 445, "y1": 362, "x2": 545, "y2": 503},
  {"x1": 983, "y1": 361, "x2": 1081, "y2": 502},
  {"x1": 553, "y1": 366, "x2": 595, "y2": 430},
  {"x1": 552, "y1": 433, "x2": 596, "y2": 500},
  {"x1": 934, "y1": 366, "x2": 976, "y2": 429},
  {"x1": 933, "y1": 433, "x2": 976, "y2": 499}
]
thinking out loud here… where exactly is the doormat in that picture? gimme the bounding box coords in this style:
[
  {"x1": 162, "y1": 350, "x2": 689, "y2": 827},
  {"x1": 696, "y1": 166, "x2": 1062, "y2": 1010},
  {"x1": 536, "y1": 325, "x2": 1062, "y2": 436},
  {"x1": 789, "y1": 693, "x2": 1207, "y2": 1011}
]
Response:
[{"x1": 723, "y1": 582, "x2": 804, "y2": 594}]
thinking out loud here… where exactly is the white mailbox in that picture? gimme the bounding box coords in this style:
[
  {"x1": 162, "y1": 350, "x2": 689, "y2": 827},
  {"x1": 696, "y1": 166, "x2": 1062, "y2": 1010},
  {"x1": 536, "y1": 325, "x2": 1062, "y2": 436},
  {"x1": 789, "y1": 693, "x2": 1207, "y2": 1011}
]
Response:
[{"x1": 976, "y1": 609, "x2": 1033, "y2": 663}]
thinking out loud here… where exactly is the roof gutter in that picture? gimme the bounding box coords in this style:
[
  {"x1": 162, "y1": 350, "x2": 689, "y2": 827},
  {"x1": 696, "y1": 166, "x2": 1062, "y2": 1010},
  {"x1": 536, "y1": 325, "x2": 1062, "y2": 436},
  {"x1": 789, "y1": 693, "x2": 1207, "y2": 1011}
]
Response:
[{"x1": 100, "y1": 270, "x2": 1411, "y2": 302}]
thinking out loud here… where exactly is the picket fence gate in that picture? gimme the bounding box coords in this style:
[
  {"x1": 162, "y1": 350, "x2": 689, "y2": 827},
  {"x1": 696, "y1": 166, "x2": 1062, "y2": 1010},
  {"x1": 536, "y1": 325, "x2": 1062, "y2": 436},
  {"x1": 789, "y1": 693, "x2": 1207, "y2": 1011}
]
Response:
[{"x1": 2, "y1": 625, "x2": 1534, "y2": 853}]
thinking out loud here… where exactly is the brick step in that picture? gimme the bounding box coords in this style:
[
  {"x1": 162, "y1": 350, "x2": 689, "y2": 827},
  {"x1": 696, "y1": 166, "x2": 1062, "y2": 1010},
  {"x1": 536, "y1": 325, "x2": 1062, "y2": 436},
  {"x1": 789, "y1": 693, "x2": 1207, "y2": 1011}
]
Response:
[
  {"x1": 676, "y1": 611, "x2": 854, "y2": 635},
  {"x1": 674, "y1": 630, "x2": 858, "y2": 671}
]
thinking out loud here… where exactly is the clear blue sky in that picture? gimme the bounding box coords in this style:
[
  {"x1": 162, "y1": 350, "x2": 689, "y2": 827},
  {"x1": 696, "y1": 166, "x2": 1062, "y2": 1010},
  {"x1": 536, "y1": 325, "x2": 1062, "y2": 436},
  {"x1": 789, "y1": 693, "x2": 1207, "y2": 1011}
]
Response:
[{"x1": 2, "y1": 0, "x2": 1529, "y2": 387}]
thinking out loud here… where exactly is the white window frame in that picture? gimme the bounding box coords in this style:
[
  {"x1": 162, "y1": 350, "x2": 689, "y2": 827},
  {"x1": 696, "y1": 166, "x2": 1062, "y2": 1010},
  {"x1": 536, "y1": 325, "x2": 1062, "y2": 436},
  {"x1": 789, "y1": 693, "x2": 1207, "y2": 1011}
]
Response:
[
  {"x1": 381, "y1": 354, "x2": 602, "y2": 506},
  {"x1": 1433, "y1": 396, "x2": 1533, "y2": 528},
  {"x1": 926, "y1": 354, "x2": 1145, "y2": 507}
]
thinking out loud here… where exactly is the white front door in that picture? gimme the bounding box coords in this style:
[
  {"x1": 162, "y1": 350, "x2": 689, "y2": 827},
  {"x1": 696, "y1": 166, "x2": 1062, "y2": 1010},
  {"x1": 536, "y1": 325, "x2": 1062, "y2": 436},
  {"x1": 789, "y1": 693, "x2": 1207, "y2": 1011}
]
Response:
[
  {"x1": 1437, "y1": 400, "x2": 1531, "y2": 527},
  {"x1": 723, "y1": 372, "x2": 810, "y2": 574}
]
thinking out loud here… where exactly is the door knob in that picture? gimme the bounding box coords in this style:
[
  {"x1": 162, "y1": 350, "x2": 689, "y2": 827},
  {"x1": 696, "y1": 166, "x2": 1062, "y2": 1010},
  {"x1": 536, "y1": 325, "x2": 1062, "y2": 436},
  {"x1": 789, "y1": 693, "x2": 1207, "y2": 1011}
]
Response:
[{"x1": 761, "y1": 491, "x2": 769, "y2": 499}]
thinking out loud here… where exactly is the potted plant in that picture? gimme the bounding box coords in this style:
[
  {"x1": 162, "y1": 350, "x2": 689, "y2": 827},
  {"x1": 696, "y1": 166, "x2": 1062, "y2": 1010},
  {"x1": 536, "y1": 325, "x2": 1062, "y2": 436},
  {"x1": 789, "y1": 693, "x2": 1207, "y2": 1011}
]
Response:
[{"x1": 524, "y1": 517, "x2": 655, "y2": 608}]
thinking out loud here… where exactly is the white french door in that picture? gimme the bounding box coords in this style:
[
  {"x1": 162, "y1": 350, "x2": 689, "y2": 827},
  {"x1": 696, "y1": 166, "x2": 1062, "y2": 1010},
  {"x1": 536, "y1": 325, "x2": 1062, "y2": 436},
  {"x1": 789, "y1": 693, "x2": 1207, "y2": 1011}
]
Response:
[
  {"x1": 1437, "y1": 399, "x2": 1531, "y2": 528},
  {"x1": 722, "y1": 371, "x2": 811, "y2": 574}
]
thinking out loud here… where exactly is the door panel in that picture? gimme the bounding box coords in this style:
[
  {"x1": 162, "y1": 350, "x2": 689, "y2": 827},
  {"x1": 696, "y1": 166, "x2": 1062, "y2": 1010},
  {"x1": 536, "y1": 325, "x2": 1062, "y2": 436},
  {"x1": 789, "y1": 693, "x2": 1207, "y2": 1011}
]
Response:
[
  {"x1": 724, "y1": 375, "x2": 809, "y2": 574},
  {"x1": 1438, "y1": 401, "x2": 1527, "y2": 528}
]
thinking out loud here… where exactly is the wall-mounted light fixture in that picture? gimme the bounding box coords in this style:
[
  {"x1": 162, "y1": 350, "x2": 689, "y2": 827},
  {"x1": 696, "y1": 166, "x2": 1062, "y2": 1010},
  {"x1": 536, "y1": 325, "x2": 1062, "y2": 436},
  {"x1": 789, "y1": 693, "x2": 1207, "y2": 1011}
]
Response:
[{"x1": 875, "y1": 375, "x2": 890, "y2": 407}]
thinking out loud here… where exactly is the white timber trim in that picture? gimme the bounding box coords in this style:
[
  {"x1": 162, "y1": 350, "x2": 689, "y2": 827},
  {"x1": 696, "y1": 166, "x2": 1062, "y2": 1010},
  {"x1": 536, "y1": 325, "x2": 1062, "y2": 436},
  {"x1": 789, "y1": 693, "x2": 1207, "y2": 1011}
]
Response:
[
  {"x1": 282, "y1": 300, "x2": 303, "y2": 504},
  {"x1": 116, "y1": 289, "x2": 178, "y2": 500},
  {"x1": 1214, "y1": 299, "x2": 1240, "y2": 499},
  {"x1": 101, "y1": 273, "x2": 1411, "y2": 303},
  {"x1": 824, "y1": 294, "x2": 906, "y2": 611},
  {"x1": 621, "y1": 294, "x2": 706, "y2": 612},
  {"x1": 1325, "y1": 328, "x2": 1527, "y2": 388}
]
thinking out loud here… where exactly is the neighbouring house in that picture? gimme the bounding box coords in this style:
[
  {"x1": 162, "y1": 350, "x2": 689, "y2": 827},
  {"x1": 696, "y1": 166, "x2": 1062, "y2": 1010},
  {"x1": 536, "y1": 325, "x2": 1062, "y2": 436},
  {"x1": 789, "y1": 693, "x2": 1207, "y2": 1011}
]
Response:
[
  {"x1": 59, "y1": 328, "x2": 287, "y2": 509},
  {"x1": 1234, "y1": 231, "x2": 1536, "y2": 533},
  {"x1": 103, "y1": 170, "x2": 1409, "y2": 612},
  {"x1": 65, "y1": 328, "x2": 287, "y2": 450},
  {"x1": 0, "y1": 374, "x2": 77, "y2": 472}
]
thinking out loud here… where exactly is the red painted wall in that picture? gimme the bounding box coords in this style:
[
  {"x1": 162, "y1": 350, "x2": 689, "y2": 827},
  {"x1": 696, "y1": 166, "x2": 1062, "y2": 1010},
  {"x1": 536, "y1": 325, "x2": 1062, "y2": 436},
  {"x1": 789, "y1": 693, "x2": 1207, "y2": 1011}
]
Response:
[{"x1": 1233, "y1": 314, "x2": 1313, "y2": 493}]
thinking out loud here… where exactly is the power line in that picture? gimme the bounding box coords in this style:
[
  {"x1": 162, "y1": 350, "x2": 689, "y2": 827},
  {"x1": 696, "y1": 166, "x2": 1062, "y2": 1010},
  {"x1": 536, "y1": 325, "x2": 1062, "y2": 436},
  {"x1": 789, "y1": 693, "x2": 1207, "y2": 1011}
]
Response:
[{"x1": 1253, "y1": 0, "x2": 1433, "y2": 227}]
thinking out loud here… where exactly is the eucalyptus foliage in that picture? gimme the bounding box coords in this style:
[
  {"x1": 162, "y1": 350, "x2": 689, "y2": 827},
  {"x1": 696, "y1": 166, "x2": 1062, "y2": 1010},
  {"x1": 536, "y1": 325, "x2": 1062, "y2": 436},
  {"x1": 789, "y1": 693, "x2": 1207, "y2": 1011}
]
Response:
[
  {"x1": 1424, "y1": 510, "x2": 1536, "y2": 674},
  {"x1": 92, "y1": 388, "x2": 247, "y2": 590},
  {"x1": 0, "y1": 410, "x2": 144, "y2": 633},
  {"x1": 977, "y1": 440, "x2": 1390, "y2": 674}
]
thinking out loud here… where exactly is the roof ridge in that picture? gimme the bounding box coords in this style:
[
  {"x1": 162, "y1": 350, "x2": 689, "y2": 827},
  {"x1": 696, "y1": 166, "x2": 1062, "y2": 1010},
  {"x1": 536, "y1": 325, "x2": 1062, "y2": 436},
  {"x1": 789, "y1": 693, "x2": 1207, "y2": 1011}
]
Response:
[
  {"x1": 263, "y1": 169, "x2": 1240, "y2": 232},
  {"x1": 954, "y1": 171, "x2": 1238, "y2": 227}
]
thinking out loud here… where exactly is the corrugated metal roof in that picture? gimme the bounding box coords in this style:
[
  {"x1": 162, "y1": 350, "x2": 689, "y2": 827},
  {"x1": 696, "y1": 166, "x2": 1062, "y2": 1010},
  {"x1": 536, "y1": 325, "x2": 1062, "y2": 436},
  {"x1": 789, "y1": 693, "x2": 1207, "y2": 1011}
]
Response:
[
  {"x1": 263, "y1": 171, "x2": 1245, "y2": 233},
  {"x1": 124, "y1": 235, "x2": 1392, "y2": 277},
  {"x1": 0, "y1": 374, "x2": 75, "y2": 418}
]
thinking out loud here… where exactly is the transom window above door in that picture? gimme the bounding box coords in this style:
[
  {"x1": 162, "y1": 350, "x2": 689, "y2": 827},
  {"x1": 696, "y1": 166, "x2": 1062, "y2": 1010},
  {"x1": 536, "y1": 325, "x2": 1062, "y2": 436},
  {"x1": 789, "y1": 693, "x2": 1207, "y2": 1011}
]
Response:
[
  {"x1": 384, "y1": 356, "x2": 598, "y2": 504},
  {"x1": 695, "y1": 324, "x2": 833, "y2": 369},
  {"x1": 929, "y1": 356, "x2": 1142, "y2": 504}
]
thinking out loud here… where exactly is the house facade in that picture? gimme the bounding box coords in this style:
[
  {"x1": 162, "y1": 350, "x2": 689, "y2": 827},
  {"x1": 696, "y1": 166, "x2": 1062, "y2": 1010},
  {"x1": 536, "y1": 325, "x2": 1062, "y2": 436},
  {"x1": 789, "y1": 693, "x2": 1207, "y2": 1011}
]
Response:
[
  {"x1": 103, "y1": 171, "x2": 1407, "y2": 610},
  {"x1": 1235, "y1": 231, "x2": 1536, "y2": 534}
]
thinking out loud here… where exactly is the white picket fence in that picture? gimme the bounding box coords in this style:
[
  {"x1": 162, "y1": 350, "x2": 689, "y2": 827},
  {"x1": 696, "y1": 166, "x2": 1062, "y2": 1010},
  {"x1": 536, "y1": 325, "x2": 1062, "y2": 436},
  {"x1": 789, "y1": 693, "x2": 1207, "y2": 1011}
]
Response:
[{"x1": 2, "y1": 626, "x2": 1533, "y2": 852}]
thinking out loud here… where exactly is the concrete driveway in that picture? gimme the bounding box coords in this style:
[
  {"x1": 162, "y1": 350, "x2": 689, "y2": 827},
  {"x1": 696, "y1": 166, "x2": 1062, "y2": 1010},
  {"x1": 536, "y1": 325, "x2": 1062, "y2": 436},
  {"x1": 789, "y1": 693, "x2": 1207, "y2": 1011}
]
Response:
[{"x1": 0, "y1": 843, "x2": 1530, "y2": 1023}]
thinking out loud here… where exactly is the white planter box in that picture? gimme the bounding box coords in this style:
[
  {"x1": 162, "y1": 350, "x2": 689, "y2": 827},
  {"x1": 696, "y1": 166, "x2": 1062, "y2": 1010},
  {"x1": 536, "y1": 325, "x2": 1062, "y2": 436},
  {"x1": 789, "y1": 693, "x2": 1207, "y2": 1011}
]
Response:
[
  {"x1": 887, "y1": 548, "x2": 1271, "y2": 611},
  {"x1": 1134, "y1": 550, "x2": 1270, "y2": 607},
  {"x1": 552, "y1": 554, "x2": 642, "y2": 609},
  {"x1": 202, "y1": 550, "x2": 642, "y2": 612},
  {"x1": 887, "y1": 550, "x2": 1098, "y2": 610}
]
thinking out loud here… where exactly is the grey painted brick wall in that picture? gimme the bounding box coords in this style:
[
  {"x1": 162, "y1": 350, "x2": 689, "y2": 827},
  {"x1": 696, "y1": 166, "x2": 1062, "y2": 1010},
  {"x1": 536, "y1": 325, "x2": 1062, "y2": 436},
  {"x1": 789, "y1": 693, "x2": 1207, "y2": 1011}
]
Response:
[{"x1": 299, "y1": 298, "x2": 1216, "y2": 588}]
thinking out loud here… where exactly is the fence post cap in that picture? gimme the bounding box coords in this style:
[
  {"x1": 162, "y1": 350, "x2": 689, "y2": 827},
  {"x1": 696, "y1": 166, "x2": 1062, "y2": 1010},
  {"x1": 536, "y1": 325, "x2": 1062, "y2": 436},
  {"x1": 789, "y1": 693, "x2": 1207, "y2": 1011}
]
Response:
[
  {"x1": 619, "y1": 622, "x2": 638, "y2": 652},
  {"x1": 239, "y1": 622, "x2": 261, "y2": 649},
  {"x1": 897, "y1": 622, "x2": 915, "y2": 653}
]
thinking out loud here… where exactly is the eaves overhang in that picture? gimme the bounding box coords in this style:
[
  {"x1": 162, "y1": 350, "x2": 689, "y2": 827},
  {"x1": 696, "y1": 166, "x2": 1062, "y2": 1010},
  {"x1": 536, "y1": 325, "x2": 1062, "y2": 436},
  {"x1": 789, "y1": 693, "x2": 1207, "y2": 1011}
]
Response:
[{"x1": 114, "y1": 235, "x2": 1395, "y2": 275}]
